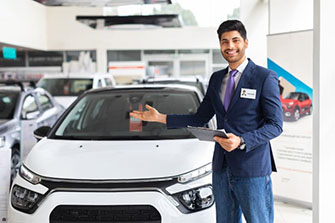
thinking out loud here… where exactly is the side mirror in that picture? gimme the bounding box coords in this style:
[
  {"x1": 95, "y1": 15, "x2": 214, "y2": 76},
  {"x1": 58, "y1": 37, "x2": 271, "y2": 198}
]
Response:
[{"x1": 33, "y1": 126, "x2": 51, "y2": 141}]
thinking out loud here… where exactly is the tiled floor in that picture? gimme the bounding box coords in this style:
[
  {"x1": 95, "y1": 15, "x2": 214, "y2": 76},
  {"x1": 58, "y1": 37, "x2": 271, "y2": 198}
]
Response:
[
  {"x1": 242, "y1": 200, "x2": 312, "y2": 223},
  {"x1": 274, "y1": 200, "x2": 312, "y2": 223}
]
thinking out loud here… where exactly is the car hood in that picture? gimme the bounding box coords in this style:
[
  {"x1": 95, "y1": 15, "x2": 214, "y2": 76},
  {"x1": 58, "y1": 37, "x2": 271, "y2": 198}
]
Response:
[
  {"x1": 281, "y1": 98, "x2": 298, "y2": 104},
  {"x1": 24, "y1": 138, "x2": 214, "y2": 180}
]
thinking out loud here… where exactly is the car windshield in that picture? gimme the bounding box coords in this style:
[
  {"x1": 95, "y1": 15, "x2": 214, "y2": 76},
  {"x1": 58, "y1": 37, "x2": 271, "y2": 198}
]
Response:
[
  {"x1": 0, "y1": 92, "x2": 19, "y2": 119},
  {"x1": 52, "y1": 89, "x2": 199, "y2": 140},
  {"x1": 38, "y1": 78, "x2": 93, "y2": 96},
  {"x1": 284, "y1": 92, "x2": 300, "y2": 100}
]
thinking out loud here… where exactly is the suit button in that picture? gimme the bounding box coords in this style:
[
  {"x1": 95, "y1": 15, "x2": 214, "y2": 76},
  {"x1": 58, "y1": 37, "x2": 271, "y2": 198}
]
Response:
[{"x1": 224, "y1": 118, "x2": 228, "y2": 122}]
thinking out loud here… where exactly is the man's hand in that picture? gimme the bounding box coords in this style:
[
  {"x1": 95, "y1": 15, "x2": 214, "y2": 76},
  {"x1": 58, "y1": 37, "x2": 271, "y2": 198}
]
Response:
[
  {"x1": 213, "y1": 133, "x2": 241, "y2": 152},
  {"x1": 129, "y1": 104, "x2": 167, "y2": 124}
]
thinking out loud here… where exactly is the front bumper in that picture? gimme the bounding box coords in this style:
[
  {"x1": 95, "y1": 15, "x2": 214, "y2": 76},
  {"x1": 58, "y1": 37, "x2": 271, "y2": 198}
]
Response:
[{"x1": 9, "y1": 174, "x2": 215, "y2": 223}]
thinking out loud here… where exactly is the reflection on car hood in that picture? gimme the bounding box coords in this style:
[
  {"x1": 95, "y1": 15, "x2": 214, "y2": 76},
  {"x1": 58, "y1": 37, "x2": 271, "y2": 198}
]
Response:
[{"x1": 25, "y1": 138, "x2": 214, "y2": 180}]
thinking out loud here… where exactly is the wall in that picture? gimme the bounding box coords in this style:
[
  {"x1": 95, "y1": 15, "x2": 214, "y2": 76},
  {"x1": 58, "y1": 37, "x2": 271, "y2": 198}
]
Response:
[
  {"x1": 313, "y1": 0, "x2": 335, "y2": 221},
  {"x1": 0, "y1": 0, "x2": 47, "y2": 50},
  {"x1": 269, "y1": 0, "x2": 313, "y2": 34},
  {"x1": 240, "y1": 0, "x2": 268, "y2": 67}
]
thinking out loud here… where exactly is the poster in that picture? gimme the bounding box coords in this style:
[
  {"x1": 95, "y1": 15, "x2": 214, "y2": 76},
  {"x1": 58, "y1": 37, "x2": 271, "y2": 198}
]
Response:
[
  {"x1": 267, "y1": 30, "x2": 313, "y2": 205},
  {"x1": 0, "y1": 149, "x2": 11, "y2": 222}
]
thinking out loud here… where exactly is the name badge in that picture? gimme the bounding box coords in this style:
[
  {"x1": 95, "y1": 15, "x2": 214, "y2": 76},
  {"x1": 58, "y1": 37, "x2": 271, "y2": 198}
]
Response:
[{"x1": 240, "y1": 88, "x2": 256, "y2": 99}]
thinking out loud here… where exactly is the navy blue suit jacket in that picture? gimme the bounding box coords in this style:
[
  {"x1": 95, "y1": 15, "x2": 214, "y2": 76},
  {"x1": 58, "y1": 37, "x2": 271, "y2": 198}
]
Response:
[{"x1": 167, "y1": 59, "x2": 283, "y2": 177}]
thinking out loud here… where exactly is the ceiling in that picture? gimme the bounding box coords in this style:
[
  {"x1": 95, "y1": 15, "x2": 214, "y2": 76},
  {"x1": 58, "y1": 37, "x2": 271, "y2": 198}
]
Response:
[{"x1": 33, "y1": 0, "x2": 171, "y2": 7}]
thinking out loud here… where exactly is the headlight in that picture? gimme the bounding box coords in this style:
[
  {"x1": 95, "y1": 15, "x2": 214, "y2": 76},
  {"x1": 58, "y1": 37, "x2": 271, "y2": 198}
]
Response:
[
  {"x1": 20, "y1": 165, "x2": 41, "y2": 185},
  {"x1": 175, "y1": 185, "x2": 214, "y2": 212},
  {"x1": 0, "y1": 136, "x2": 5, "y2": 148},
  {"x1": 11, "y1": 185, "x2": 43, "y2": 214},
  {"x1": 177, "y1": 163, "x2": 212, "y2": 183},
  {"x1": 289, "y1": 101, "x2": 294, "y2": 105}
]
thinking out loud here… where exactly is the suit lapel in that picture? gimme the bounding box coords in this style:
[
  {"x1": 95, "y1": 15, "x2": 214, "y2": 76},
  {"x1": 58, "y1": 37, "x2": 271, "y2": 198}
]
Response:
[{"x1": 226, "y1": 59, "x2": 256, "y2": 112}]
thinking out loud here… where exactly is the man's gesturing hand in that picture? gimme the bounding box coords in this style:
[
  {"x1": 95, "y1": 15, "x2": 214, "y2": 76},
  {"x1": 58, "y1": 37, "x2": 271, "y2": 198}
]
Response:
[
  {"x1": 129, "y1": 104, "x2": 167, "y2": 124},
  {"x1": 213, "y1": 133, "x2": 241, "y2": 152}
]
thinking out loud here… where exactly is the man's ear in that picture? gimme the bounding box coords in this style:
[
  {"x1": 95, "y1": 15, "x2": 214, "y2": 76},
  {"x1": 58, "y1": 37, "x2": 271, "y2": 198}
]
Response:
[{"x1": 245, "y1": 38, "x2": 249, "y2": 48}]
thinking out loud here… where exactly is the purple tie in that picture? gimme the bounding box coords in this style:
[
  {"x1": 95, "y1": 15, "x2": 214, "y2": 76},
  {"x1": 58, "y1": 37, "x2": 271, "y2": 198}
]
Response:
[{"x1": 224, "y1": 69, "x2": 238, "y2": 111}]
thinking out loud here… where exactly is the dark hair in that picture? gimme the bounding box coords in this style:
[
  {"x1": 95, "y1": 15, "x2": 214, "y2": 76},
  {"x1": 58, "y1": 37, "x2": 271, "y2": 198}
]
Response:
[{"x1": 217, "y1": 20, "x2": 247, "y2": 40}]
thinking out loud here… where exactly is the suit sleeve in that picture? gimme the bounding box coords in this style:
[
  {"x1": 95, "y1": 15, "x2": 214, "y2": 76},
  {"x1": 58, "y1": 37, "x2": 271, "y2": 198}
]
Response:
[
  {"x1": 167, "y1": 77, "x2": 216, "y2": 128},
  {"x1": 241, "y1": 71, "x2": 283, "y2": 152}
]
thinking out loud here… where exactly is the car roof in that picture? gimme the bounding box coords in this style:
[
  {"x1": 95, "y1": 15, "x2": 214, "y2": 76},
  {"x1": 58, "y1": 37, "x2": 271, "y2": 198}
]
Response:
[
  {"x1": 0, "y1": 86, "x2": 22, "y2": 92},
  {"x1": 140, "y1": 76, "x2": 205, "y2": 83},
  {"x1": 0, "y1": 85, "x2": 51, "y2": 96},
  {"x1": 87, "y1": 84, "x2": 201, "y2": 95},
  {"x1": 41, "y1": 73, "x2": 113, "y2": 79}
]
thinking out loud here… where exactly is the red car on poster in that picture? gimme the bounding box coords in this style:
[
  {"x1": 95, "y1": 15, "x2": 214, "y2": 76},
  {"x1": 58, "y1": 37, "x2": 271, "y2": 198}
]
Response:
[{"x1": 281, "y1": 92, "x2": 312, "y2": 121}]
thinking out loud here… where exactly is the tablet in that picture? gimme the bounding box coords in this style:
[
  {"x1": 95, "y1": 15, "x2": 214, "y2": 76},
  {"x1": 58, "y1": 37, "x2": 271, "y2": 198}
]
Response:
[{"x1": 187, "y1": 126, "x2": 228, "y2": 142}]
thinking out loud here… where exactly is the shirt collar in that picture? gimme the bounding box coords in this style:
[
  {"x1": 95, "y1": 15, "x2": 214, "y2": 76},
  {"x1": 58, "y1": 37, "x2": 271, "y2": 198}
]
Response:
[{"x1": 228, "y1": 58, "x2": 249, "y2": 74}]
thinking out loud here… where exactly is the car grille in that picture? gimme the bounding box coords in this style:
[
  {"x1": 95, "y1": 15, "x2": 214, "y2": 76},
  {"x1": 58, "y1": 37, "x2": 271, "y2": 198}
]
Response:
[{"x1": 49, "y1": 205, "x2": 161, "y2": 223}]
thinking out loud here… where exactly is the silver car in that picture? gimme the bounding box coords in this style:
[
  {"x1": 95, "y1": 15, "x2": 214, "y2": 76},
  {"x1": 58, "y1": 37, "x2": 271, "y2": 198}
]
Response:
[{"x1": 0, "y1": 81, "x2": 64, "y2": 180}]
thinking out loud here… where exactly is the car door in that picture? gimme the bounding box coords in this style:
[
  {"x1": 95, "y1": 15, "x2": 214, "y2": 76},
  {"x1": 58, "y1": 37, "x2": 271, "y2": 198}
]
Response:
[
  {"x1": 300, "y1": 94, "x2": 309, "y2": 113},
  {"x1": 35, "y1": 91, "x2": 59, "y2": 127},
  {"x1": 20, "y1": 94, "x2": 41, "y2": 160}
]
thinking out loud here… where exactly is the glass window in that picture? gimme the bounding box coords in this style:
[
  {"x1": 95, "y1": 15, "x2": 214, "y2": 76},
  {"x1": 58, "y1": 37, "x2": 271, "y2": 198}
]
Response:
[
  {"x1": 180, "y1": 61, "x2": 206, "y2": 77},
  {"x1": 28, "y1": 51, "x2": 63, "y2": 67},
  {"x1": 144, "y1": 50, "x2": 175, "y2": 55},
  {"x1": 38, "y1": 78, "x2": 93, "y2": 96},
  {"x1": 212, "y1": 66, "x2": 226, "y2": 73},
  {"x1": 148, "y1": 61, "x2": 174, "y2": 77},
  {"x1": 212, "y1": 49, "x2": 227, "y2": 64},
  {"x1": 53, "y1": 90, "x2": 199, "y2": 140},
  {"x1": 107, "y1": 50, "x2": 141, "y2": 61},
  {"x1": 37, "y1": 94, "x2": 54, "y2": 111},
  {"x1": 21, "y1": 95, "x2": 39, "y2": 119},
  {"x1": 178, "y1": 49, "x2": 209, "y2": 54},
  {"x1": 0, "y1": 51, "x2": 25, "y2": 67},
  {"x1": 0, "y1": 92, "x2": 19, "y2": 119},
  {"x1": 66, "y1": 50, "x2": 97, "y2": 62}
]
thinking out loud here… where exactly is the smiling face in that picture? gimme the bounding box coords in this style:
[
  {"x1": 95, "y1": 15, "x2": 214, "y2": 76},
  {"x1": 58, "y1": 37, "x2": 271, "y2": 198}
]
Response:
[{"x1": 219, "y1": 30, "x2": 248, "y2": 69}]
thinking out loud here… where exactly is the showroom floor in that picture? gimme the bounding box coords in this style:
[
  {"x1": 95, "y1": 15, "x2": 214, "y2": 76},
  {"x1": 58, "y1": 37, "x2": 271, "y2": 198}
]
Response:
[{"x1": 241, "y1": 200, "x2": 312, "y2": 223}]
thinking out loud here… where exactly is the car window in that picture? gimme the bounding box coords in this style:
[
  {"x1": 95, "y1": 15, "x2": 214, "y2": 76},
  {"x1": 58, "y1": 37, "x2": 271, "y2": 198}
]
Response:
[
  {"x1": 104, "y1": 78, "x2": 114, "y2": 86},
  {"x1": 53, "y1": 90, "x2": 199, "y2": 140},
  {"x1": 38, "y1": 78, "x2": 93, "y2": 96},
  {"x1": 37, "y1": 93, "x2": 54, "y2": 111},
  {"x1": 21, "y1": 95, "x2": 39, "y2": 119},
  {"x1": 0, "y1": 92, "x2": 19, "y2": 119},
  {"x1": 284, "y1": 92, "x2": 299, "y2": 100},
  {"x1": 97, "y1": 79, "x2": 103, "y2": 88}
]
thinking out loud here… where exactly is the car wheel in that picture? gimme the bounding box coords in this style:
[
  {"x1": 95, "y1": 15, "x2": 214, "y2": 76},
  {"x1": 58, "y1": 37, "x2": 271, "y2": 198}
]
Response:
[
  {"x1": 307, "y1": 106, "x2": 313, "y2": 115},
  {"x1": 11, "y1": 146, "x2": 21, "y2": 183},
  {"x1": 294, "y1": 107, "x2": 300, "y2": 121}
]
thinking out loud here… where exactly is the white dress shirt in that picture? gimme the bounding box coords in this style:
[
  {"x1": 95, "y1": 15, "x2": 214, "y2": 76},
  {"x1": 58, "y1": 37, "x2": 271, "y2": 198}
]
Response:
[{"x1": 220, "y1": 58, "x2": 249, "y2": 103}]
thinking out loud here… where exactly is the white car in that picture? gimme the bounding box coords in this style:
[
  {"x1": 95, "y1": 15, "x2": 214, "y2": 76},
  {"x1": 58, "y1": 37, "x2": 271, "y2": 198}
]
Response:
[
  {"x1": 9, "y1": 85, "x2": 216, "y2": 223},
  {"x1": 37, "y1": 73, "x2": 116, "y2": 108}
]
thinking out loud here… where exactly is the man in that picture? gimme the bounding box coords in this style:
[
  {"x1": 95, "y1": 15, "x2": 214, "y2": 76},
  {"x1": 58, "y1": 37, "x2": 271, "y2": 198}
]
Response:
[{"x1": 130, "y1": 20, "x2": 283, "y2": 223}]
